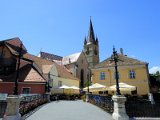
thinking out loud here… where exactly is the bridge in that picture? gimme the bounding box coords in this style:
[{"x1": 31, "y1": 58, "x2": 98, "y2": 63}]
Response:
[
  {"x1": 23, "y1": 100, "x2": 113, "y2": 120},
  {"x1": 1, "y1": 94, "x2": 160, "y2": 120}
]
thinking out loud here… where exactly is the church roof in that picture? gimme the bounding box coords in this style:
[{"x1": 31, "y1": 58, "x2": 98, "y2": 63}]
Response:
[
  {"x1": 40, "y1": 51, "x2": 62, "y2": 61},
  {"x1": 94, "y1": 53, "x2": 147, "y2": 69},
  {"x1": 62, "y1": 52, "x2": 81, "y2": 65}
]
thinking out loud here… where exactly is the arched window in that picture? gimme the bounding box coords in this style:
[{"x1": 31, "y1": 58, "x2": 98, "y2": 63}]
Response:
[{"x1": 129, "y1": 70, "x2": 136, "y2": 79}]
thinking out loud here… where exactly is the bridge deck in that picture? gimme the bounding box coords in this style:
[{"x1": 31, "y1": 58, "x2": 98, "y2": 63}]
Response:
[{"x1": 25, "y1": 100, "x2": 113, "y2": 120}]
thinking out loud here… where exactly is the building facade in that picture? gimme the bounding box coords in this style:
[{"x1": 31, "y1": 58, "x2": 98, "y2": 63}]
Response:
[
  {"x1": 0, "y1": 38, "x2": 47, "y2": 95},
  {"x1": 62, "y1": 52, "x2": 89, "y2": 88},
  {"x1": 91, "y1": 52, "x2": 150, "y2": 95}
]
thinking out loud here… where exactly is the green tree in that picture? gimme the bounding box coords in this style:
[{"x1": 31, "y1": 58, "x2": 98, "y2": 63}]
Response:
[
  {"x1": 155, "y1": 71, "x2": 160, "y2": 76},
  {"x1": 84, "y1": 80, "x2": 92, "y2": 88}
]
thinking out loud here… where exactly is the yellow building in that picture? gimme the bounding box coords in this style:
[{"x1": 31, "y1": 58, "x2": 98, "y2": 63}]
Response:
[{"x1": 91, "y1": 52, "x2": 150, "y2": 95}]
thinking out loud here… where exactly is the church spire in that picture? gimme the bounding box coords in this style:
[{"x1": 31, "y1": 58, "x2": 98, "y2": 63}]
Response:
[
  {"x1": 87, "y1": 17, "x2": 95, "y2": 44},
  {"x1": 84, "y1": 36, "x2": 87, "y2": 45},
  {"x1": 95, "y1": 36, "x2": 99, "y2": 45}
]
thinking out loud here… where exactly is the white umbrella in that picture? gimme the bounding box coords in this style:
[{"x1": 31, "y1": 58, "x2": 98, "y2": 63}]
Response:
[
  {"x1": 69, "y1": 86, "x2": 80, "y2": 90},
  {"x1": 91, "y1": 83, "x2": 106, "y2": 89},
  {"x1": 59, "y1": 85, "x2": 71, "y2": 94},
  {"x1": 83, "y1": 86, "x2": 95, "y2": 90},
  {"x1": 108, "y1": 82, "x2": 136, "y2": 91},
  {"x1": 59, "y1": 85, "x2": 70, "y2": 89},
  {"x1": 83, "y1": 83, "x2": 106, "y2": 92}
]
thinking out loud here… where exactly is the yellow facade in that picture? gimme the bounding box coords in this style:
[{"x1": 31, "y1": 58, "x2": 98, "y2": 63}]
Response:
[
  {"x1": 48, "y1": 64, "x2": 79, "y2": 95},
  {"x1": 92, "y1": 64, "x2": 150, "y2": 95},
  {"x1": 51, "y1": 76, "x2": 79, "y2": 88}
]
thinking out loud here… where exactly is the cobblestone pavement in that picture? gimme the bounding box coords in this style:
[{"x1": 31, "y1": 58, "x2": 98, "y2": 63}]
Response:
[{"x1": 25, "y1": 100, "x2": 113, "y2": 120}]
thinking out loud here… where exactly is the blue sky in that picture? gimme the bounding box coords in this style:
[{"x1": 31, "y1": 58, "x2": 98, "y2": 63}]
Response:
[{"x1": 0, "y1": 0, "x2": 160, "y2": 73}]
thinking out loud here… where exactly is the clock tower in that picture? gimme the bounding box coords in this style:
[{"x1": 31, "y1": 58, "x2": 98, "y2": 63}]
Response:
[{"x1": 83, "y1": 19, "x2": 99, "y2": 68}]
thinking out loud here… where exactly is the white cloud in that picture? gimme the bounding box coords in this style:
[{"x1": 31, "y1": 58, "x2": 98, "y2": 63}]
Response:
[{"x1": 149, "y1": 66, "x2": 160, "y2": 74}]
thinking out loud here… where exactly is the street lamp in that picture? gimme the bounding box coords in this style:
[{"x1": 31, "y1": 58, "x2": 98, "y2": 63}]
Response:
[
  {"x1": 13, "y1": 43, "x2": 23, "y2": 95},
  {"x1": 111, "y1": 47, "x2": 121, "y2": 95}
]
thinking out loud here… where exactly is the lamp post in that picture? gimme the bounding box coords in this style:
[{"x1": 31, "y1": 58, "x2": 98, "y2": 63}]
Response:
[
  {"x1": 111, "y1": 47, "x2": 129, "y2": 120},
  {"x1": 13, "y1": 43, "x2": 23, "y2": 95},
  {"x1": 112, "y1": 47, "x2": 121, "y2": 95},
  {"x1": 3, "y1": 43, "x2": 23, "y2": 120}
]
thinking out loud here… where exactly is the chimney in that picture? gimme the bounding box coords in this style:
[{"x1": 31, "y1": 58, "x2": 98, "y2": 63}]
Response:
[{"x1": 120, "y1": 48, "x2": 124, "y2": 55}]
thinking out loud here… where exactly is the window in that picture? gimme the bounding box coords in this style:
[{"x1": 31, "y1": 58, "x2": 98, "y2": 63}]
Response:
[
  {"x1": 49, "y1": 79, "x2": 53, "y2": 88},
  {"x1": 100, "y1": 72, "x2": 105, "y2": 80},
  {"x1": 58, "y1": 81, "x2": 62, "y2": 87},
  {"x1": 114, "y1": 72, "x2": 120, "y2": 80},
  {"x1": 129, "y1": 70, "x2": 136, "y2": 79},
  {"x1": 22, "y1": 88, "x2": 30, "y2": 94}
]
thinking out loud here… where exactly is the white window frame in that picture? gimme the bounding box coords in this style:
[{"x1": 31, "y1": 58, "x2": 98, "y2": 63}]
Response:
[{"x1": 22, "y1": 87, "x2": 31, "y2": 94}]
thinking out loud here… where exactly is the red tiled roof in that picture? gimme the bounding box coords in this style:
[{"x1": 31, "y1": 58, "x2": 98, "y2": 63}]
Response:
[
  {"x1": 54, "y1": 62, "x2": 79, "y2": 80},
  {"x1": 0, "y1": 38, "x2": 46, "y2": 83},
  {"x1": 3, "y1": 37, "x2": 27, "y2": 56},
  {"x1": 24, "y1": 53, "x2": 79, "y2": 80},
  {"x1": 94, "y1": 54, "x2": 147, "y2": 69},
  {"x1": 23, "y1": 53, "x2": 54, "y2": 70},
  {"x1": 0, "y1": 37, "x2": 78, "y2": 82},
  {"x1": 0, "y1": 63, "x2": 46, "y2": 83},
  {"x1": 5, "y1": 37, "x2": 27, "y2": 51}
]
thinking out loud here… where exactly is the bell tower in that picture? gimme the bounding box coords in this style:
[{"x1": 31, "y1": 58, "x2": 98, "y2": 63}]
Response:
[{"x1": 83, "y1": 18, "x2": 99, "y2": 68}]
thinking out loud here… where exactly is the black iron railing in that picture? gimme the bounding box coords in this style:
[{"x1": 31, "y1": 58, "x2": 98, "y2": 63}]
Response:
[
  {"x1": 126, "y1": 98, "x2": 160, "y2": 117},
  {"x1": 88, "y1": 94, "x2": 160, "y2": 117},
  {"x1": 88, "y1": 94, "x2": 114, "y2": 113},
  {"x1": 0, "y1": 100, "x2": 7, "y2": 118},
  {"x1": 20, "y1": 94, "x2": 48, "y2": 116}
]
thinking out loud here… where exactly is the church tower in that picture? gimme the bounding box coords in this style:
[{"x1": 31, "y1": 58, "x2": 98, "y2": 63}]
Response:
[{"x1": 83, "y1": 19, "x2": 99, "y2": 68}]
